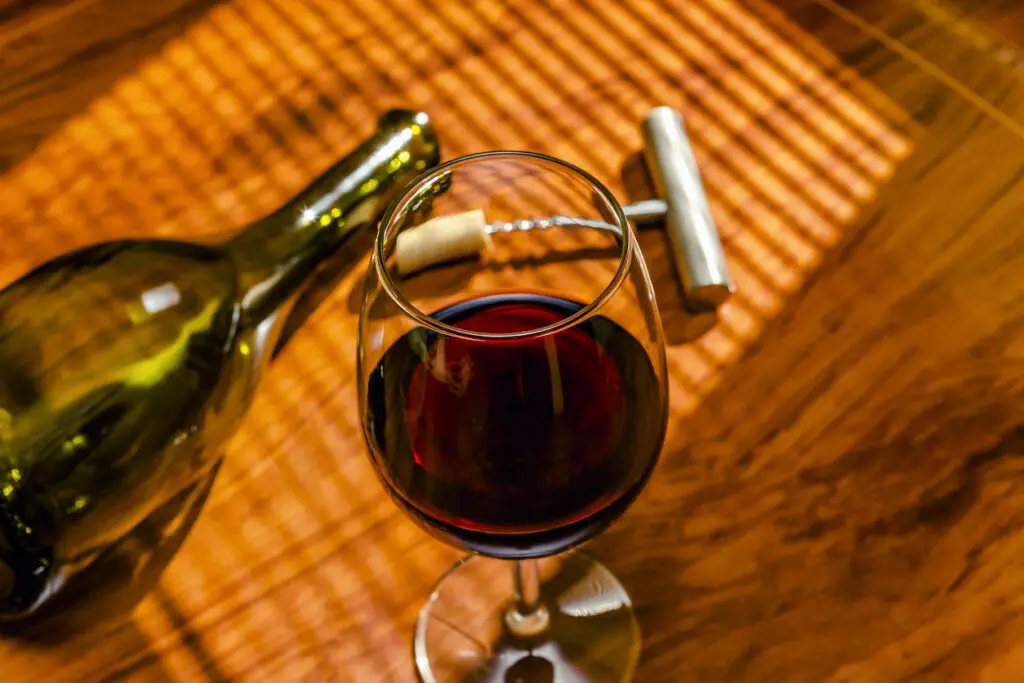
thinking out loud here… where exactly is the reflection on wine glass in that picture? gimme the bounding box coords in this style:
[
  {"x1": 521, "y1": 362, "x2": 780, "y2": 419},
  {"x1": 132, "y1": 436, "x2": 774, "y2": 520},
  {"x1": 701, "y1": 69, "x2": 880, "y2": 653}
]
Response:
[{"x1": 357, "y1": 152, "x2": 668, "y2": 682}]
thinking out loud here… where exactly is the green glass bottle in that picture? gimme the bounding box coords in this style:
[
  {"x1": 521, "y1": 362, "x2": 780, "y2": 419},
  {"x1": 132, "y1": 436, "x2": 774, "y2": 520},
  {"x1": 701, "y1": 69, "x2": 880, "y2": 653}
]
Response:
[{"x1": 0, "y1": 110, "x2": 440, "y2": 621}]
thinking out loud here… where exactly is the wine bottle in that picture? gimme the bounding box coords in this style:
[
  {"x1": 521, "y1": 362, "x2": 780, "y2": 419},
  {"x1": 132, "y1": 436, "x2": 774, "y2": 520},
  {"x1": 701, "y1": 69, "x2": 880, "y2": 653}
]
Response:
[{"x1": 0, "y1": 110, "x2": 441, "y2": 620}]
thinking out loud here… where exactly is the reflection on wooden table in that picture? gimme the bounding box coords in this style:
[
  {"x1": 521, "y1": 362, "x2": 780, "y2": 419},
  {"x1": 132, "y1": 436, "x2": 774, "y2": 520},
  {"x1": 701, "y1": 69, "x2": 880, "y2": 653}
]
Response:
[{"x1": 1, "y1": 0, "x2": 1023, "y2": 680}]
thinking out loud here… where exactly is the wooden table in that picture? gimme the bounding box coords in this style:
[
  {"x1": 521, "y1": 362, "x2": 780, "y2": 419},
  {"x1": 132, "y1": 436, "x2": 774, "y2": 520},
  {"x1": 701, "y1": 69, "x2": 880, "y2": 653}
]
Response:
[{"x1": 2, "y1": 0, "x2": 1024, "y2": 680}]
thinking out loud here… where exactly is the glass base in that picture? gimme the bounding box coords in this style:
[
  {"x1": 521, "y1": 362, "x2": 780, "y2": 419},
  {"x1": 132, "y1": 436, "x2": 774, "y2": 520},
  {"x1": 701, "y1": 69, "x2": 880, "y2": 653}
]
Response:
[{"x1": 414, "y1": 553, "x2": 640, "y2": 683}]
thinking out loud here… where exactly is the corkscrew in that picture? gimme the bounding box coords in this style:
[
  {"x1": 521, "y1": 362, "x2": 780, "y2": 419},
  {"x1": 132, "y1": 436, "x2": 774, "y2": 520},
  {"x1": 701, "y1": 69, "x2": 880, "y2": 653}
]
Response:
[
  {"x1": 396, "y1": 108, "x2": 733, "y2": 311},
  {"x1": 480, "y1": 199, "x2": 666, "y2": 237}
]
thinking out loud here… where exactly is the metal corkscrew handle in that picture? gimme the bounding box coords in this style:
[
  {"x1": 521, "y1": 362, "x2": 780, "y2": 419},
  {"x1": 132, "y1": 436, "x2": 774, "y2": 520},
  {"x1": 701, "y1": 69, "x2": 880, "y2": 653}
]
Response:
[{"x1": 642, "y1": 107, "x2": 733, "y2": 309}]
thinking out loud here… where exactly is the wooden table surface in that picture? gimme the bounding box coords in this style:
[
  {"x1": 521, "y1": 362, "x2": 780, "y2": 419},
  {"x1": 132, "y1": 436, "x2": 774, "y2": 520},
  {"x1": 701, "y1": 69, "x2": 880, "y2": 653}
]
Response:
[{"x1": 2, "y1": 0, "x2": 1024, "y2": 680}]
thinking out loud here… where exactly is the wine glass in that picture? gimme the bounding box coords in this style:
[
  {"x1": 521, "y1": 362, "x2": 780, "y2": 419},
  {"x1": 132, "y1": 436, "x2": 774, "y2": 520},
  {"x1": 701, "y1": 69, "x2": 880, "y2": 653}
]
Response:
[{"x1": 357, "y1": 152, "x2": 668, "y2": 682}]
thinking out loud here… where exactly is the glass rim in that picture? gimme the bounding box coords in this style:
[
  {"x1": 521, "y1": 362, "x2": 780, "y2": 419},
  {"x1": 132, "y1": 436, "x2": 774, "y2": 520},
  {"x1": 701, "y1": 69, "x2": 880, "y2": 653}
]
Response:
[{"x1": 374, "y1": 150, "x2": 634, "y2": 341}]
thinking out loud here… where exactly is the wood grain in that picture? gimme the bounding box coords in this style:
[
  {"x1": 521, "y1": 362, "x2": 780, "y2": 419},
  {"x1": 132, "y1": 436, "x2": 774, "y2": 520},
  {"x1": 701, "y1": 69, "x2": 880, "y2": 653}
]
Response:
[{"x1": 1, "y1": 0, "x2": 1024, "y2": 680}]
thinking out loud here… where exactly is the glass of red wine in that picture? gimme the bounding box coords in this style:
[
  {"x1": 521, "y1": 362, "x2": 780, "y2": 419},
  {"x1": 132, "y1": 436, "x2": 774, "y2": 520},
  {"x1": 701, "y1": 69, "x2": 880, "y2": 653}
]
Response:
[{"x1": 358, "y1": 152, "x2": 668, "y2": 682}]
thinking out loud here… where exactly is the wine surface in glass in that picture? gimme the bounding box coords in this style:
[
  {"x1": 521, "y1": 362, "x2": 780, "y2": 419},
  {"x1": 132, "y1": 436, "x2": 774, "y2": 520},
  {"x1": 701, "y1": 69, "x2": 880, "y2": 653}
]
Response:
[{"x1": 365, "y1": 293, "x2": 665, "y2": 558}]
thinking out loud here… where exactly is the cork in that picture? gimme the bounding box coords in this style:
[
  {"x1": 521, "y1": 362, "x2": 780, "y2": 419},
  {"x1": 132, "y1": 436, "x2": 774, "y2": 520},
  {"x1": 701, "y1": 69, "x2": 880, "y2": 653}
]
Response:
[{"x1": 394, "y1": 210, "x2": 490, "y2": 276}]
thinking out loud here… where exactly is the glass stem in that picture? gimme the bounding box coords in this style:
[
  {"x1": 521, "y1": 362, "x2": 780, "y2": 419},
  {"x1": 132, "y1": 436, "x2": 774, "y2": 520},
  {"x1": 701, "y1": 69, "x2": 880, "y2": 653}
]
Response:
[
  {"x1": 506, "y1": 559, "x2": 550, "y2": 638},
  {"x1": 514, "y1": 559, "x2": 541, "y2": 615}
]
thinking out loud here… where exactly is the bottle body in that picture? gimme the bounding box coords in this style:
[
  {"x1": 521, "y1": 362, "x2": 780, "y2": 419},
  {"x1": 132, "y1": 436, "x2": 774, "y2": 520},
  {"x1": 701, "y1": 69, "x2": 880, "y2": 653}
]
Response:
[{"x1": 0, "y1": 110, "x2": 441, "y2": 620}]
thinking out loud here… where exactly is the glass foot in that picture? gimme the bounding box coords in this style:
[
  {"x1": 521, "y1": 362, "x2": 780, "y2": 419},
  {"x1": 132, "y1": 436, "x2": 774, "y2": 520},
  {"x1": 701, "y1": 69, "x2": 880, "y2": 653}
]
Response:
[{"x1": 414, "y1": 553, "x2": 640, "y2": 683}]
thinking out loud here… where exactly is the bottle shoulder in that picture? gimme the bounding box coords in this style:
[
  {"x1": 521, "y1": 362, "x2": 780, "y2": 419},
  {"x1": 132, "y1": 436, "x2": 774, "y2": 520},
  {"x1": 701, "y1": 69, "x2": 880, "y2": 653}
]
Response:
[{"x1": 0, "y1": 239, "x2": 240, "y2": 391}]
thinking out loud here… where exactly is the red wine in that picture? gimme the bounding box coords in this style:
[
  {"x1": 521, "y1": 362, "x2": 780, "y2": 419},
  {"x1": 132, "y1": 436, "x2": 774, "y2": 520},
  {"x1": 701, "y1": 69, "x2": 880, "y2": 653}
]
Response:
[{"x1": 364, "y1": 293, "x2": 666, "y2": 558}]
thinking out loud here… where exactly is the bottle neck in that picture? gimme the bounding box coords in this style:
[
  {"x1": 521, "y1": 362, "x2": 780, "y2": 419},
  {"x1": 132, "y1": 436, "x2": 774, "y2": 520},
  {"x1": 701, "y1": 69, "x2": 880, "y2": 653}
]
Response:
[{"x1": 225, "y1": 110, "x2": 440, "y2": 331}]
